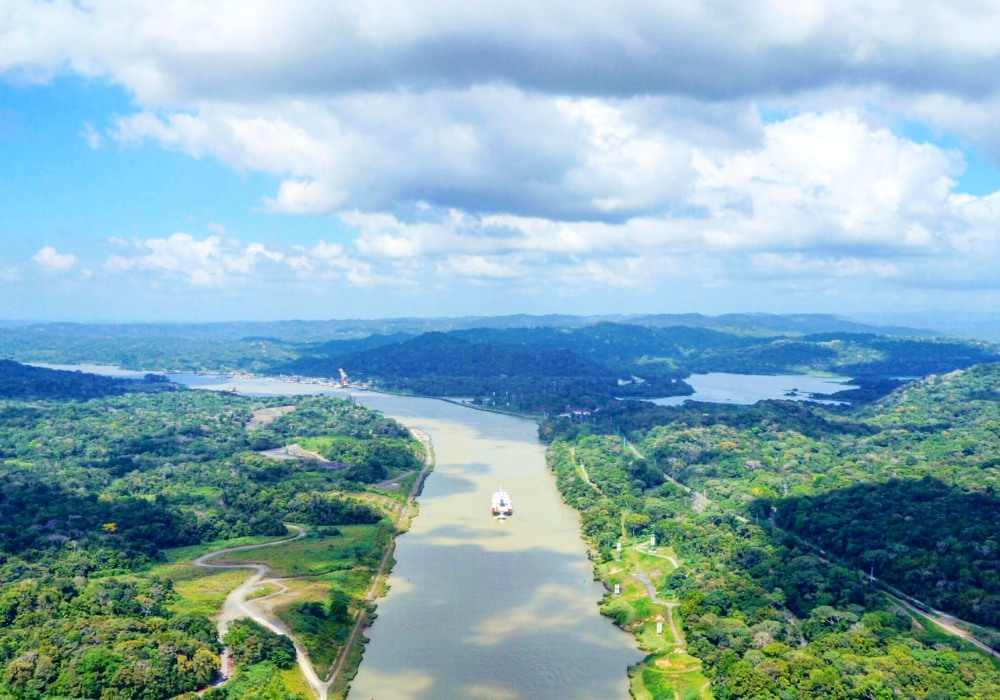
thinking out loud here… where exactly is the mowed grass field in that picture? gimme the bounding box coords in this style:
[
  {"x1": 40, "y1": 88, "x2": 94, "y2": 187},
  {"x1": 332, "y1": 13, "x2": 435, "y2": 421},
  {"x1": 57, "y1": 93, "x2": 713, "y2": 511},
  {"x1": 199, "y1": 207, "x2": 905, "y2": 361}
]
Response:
[
  {"x1": 600, "y1": 541, "x2": 712, "y2": 700},
  {"x1": 210, "y1": 525, "x2": 384, "y2": 577}
]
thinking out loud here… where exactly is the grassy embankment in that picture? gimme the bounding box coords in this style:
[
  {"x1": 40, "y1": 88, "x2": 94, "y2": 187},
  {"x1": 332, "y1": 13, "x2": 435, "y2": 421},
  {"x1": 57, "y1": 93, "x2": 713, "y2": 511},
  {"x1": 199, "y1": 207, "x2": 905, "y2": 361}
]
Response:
[
  {"x1": 148, "y1": 520, "x2": 391, "y2": 696},
  {"x1": 598, "y1": 540, "x2": 711, "y2": 700},
  {"x1": 150, "y1": 434, "x2": 432, "y2": 699}
]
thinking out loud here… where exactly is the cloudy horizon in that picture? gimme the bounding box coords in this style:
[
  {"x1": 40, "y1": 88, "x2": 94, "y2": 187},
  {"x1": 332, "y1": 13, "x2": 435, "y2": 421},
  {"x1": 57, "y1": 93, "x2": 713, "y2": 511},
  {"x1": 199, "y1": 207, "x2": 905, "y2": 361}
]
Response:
[{"x1": 3, "y1": 0, "x2": 1000, "y2": 322}]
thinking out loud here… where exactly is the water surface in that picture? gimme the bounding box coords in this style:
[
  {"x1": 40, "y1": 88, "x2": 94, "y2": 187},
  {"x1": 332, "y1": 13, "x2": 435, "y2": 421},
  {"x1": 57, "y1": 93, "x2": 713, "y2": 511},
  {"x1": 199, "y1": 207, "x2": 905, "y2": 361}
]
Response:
[
  {"x1": 36, "y1": 366, "x2": 641, "y2": 700},
  {"x1": 653, "y1": 372, "x2": 856, "y2": 406}
]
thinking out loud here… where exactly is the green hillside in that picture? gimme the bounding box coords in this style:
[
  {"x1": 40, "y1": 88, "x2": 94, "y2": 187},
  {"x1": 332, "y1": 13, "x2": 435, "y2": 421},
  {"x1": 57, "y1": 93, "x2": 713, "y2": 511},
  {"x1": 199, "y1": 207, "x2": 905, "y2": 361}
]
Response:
[{"x1": 541, "y1": 360, "x2": 1000, "y2": 699}]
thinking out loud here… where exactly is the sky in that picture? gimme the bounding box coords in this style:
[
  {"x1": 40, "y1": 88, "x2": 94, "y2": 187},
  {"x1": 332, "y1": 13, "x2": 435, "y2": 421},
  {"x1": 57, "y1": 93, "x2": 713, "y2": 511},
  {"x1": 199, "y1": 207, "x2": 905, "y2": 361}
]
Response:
[{"x1": 4, "y1": 1, "x2": 1000, "y2": 322}]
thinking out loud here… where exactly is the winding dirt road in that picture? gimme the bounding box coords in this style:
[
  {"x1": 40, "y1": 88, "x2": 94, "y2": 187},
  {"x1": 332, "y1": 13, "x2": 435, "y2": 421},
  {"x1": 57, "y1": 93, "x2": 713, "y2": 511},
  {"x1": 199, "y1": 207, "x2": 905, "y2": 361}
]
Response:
[
  {"x1": 632, "y1": 571, "x2": 684, "y2": 647},
  {"x1": 193, "y1": 526, "x2": 333, "y2": 694},
  {"x1": 323, "y1": 427, "x2": 435, "y2": 697},
  {"x1": 192, "y1": 427, "x2": 435, "y2": 699}
]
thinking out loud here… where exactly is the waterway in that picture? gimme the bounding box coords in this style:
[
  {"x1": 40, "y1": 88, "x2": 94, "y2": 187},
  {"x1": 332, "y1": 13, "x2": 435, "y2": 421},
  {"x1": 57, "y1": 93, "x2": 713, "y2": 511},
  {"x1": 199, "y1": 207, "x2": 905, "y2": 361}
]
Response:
[
  {"x1": 653, "y1": 372, "x2": 856, "y2": 406},
  {"x1": 36, "y1": 367, "x2": 641, "y2": 700},
  {"x1": 35, "y1": 365, "x2": 855, "y2": 697}
]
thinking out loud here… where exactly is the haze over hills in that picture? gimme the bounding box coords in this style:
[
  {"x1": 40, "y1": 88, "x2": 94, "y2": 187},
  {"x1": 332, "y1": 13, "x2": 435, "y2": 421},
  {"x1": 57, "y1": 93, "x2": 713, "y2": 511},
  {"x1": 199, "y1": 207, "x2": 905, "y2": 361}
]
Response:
[
  {"x1": 270, "y1": 322, "x2": 1000, "y2": 414},
  {"x1": 0, "y1": 312, "x2": 939, "y2": 343}
]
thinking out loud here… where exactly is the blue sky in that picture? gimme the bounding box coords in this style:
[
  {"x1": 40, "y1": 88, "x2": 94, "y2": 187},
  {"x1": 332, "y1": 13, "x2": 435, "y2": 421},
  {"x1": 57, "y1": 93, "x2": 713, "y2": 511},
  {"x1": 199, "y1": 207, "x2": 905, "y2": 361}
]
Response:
[{"x1": 4, "y1": 1, "x2": 1000, "y2": 322}]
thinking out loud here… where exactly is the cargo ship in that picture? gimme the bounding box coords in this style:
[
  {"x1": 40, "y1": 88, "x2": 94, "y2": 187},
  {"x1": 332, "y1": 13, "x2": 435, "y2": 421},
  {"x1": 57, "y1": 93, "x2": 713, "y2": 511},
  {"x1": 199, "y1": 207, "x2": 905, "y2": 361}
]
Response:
[{"x1": 491, "y1": 486, "x2": 513, "y2": 520}]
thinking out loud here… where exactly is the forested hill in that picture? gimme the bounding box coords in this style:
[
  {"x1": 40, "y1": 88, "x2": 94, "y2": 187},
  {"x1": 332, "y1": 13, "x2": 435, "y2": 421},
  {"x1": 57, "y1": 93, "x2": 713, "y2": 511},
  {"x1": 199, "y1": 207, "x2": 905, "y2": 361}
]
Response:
[
  {"x1": 452, "y1": 324, "x2": 997, "y2": 377},
  {"x1": 276, "y1": 332, "x2": 693, "y2": 411},
  {"x1": 541, "y1": 362, "x2": 1000, "y2": 698},
  {"x1": 450, "y1": 322, "x2": 755, "y2": 375},
  {"x1": 0, "y1": 313, "x2": 945, "y2": 375},
  {"x1": 287, "y1": 323, "x2": 998, "y2": 383},
  {"x1": 544, "y1": 361, "x2": 1000, "y2": 635},
  {"x1": 0, "y1": 360, "x2": 178, "y2": 400}
]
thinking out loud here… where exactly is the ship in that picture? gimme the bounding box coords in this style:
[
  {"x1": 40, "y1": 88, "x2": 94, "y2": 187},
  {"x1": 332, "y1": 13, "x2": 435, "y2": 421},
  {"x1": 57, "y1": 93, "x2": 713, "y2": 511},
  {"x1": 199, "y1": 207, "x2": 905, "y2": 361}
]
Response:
[{"x1": 491, "y1": 486, "x2": 513, "y2": 520}]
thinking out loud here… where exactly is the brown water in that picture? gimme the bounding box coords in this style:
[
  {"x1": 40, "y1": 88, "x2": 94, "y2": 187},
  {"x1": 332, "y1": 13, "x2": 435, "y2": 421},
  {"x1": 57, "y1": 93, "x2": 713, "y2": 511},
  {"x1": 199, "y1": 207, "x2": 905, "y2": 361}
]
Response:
[
  {"x1": 344, "y1": 394, "x2": 641, "y2": 700},
  {"x1": 34, "y1": 369, "x2": 641, "y2": 699}
]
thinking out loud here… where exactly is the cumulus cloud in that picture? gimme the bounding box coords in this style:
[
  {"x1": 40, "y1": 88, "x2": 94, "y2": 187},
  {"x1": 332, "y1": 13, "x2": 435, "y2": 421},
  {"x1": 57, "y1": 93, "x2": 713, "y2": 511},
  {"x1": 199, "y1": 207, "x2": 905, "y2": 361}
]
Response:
[
  {"x1": 6, "y1": 1, "x2": 1000, "y2": 103},
  {"x1": 107, "y1": 233, "x2": 283, "y2": 286},
  {"x1": 34, "y1": 247, "x2": 76, "y2": 272},
  {"x1": 81, "y1": 122, "x2": 103, "y2": 148},
  {"x1": 6, "y1": 0, "x2": 1000, "y2": 302},
  {"x1": 264, "y1": 180, "x2": 344, "y2": 215}
]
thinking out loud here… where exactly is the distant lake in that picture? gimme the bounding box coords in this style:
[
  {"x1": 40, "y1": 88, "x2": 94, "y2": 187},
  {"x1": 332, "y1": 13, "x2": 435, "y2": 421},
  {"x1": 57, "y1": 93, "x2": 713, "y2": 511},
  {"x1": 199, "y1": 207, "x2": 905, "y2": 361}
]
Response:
[
  {"x1": 30, "y1": 364, "x2": 858, "y2": 407},
  {"x1": 652, "y1": 373, "x2": 857, "y2": 406}
]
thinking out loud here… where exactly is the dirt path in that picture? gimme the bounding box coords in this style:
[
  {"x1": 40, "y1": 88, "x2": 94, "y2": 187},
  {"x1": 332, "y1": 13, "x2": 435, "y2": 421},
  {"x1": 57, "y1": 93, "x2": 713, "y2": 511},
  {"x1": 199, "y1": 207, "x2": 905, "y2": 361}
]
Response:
[
  {"x1": 193, "y1": 526, "x2": 316, "y2": 690},
  {"x1": 324, "y1": 427, "x2": 435, "y2": 696},
  {"x1": 570, "y1": 447, "x2": 600, "y2": 492},
  {"x1": 373, "y1": 470, "x2": 416, "y2": 492},
  {"x1": 257, "y1": 443, "x2": 344, "y2": 469},
  {"x1": 246, "y1": 405, "x2": 296, "y2": 429},
  {"x1": 888, "y1": 593, "x2": 1000, "y2": 659},
  {"x1": 633, "y1": 572, "x2": 683, "y2": 647},
  {"x1": 634, "y1": 541, "x2": 680, "y2": 569},
  {"x1": 194, "y1": 426, "x2": 433, "y2": 700},
  {"x1": 624, "y1": 439, "x2": 712, "y2": 512}
]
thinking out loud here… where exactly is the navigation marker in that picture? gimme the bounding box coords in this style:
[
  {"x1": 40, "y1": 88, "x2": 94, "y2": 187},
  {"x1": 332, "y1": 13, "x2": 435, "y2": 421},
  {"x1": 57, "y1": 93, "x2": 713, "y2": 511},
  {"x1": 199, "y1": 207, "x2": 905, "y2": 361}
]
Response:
[
  {"x1": 617, "y1": 542, "x2": 622, "y2": 554},
  {"x1": 656, "y1": 622, "x2": 663, "y2": 636},
  {"x1": 614, "y1": 584, "x2": 620, "y2": 596}
]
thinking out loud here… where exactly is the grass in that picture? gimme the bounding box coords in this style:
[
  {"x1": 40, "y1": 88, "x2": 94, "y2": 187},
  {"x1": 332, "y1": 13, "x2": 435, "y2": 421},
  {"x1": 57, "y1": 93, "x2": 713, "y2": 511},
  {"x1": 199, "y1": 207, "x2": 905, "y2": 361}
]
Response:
[
  {"x1": 210, "y1": 525, "x2": 384, "y2": 577},
  {"x1": 159, "y1": 531, "x2": 297, "y2": 564},
  {"x1": 169, "y1": 569, "x2": 248, "y2": 617},
  {"x1": 145, "y1": 534, "x2": 305, "y2": 619},
  {"x1": 641, "y1": 659, "x2": 712, "y2": 700},
  {"x1": 597, "y1": 540, "x2": 711, "y2": 700},
  {"x1": 299, "y1": 435, "x2": 357, "y2": 453},
  {"x1": 246, "y1": 583, "x2": 281, "y2": 600},
  {"x1": 279, "y1": 667, "x2": 315, "y2": 698}
]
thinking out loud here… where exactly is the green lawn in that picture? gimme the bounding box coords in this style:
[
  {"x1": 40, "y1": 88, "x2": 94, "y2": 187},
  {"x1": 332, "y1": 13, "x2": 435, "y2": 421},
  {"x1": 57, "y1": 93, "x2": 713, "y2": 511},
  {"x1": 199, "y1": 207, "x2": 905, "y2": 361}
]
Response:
[{"x1": 210, "y1": 526, "x2": 383, "y2": 577}]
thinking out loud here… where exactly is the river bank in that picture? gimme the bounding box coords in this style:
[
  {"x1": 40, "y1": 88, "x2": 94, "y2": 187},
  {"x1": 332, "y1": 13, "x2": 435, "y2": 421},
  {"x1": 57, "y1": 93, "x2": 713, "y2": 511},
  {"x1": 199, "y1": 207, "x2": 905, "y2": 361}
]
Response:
[
  {"x1": 30, "y1": 364, "x2": 646, "y2": 698},
  {"x1": 180, "y1": 428, "x2": 435, "y2": 700}
]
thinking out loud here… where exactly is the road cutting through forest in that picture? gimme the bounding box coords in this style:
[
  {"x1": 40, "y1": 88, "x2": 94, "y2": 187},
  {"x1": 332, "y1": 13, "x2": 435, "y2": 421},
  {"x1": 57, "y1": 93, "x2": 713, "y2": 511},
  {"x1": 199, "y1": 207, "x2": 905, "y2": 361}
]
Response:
[{"x1": 192, "y1": 427, "x2": 434, "y2": 700}]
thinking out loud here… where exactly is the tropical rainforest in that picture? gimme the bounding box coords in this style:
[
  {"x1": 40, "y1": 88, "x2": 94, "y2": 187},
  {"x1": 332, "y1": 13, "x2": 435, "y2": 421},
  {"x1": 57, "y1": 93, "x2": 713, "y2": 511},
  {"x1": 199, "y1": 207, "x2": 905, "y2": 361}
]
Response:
[
  {"x1": 0, "y1": 363, "x2": 420, "y2": 700},
  {"x1": 4, "y1": 315, "x2": 1000, "y2": 700},
  {"x1": 3, "y1": 317, "x2": 996, "y2": 416},
  {"x1": 542, "y1": 361, "x2": 1000, "y2": 699}
]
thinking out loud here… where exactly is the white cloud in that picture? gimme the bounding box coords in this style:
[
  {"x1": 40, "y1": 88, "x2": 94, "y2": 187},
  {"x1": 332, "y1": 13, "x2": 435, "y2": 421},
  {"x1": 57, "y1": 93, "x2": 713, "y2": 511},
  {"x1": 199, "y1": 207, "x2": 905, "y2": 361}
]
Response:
[
  {"x1": 107, "y1": 233, "x2": 283, "y2": 286},
  {"x1": 7, "y1": 1, "x2": 1000, "y2": 304},
  {"x1": 264, "y1": 180, "x2": 344, "y2": 215},
  {"x1": 7, "y1": 0, "x2": 1000, "y2": 104},
  {"x1": 81, "y1": 122, "x2": 103, "y2": 149},
  {"x1": 34, "y1": 246, "x2": 76, "y2": 272}
]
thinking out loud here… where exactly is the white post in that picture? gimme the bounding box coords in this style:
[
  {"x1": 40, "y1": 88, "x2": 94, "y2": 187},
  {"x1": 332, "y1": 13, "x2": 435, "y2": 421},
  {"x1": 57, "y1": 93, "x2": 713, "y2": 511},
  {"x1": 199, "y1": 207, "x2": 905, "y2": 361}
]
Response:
[
  {"x1": 614, "y1": 584, "x2": 620, "y2": 596},
  {"x1": 617, "y1": 542, "x2": 622, "y2": 554},
  {"x1": 656, "y1": 622, "x2": 663, "y2": 636},
  {"x1": 650, "y1": 535, "x2": 656, "y2": 548}
]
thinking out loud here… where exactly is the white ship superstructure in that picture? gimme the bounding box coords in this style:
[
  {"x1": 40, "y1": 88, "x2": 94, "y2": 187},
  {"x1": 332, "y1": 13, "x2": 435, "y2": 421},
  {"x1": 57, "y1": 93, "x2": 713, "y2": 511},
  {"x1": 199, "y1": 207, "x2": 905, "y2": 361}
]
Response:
[{"x1": 491, "y1": 486, "x2": 513, "y2": 519}]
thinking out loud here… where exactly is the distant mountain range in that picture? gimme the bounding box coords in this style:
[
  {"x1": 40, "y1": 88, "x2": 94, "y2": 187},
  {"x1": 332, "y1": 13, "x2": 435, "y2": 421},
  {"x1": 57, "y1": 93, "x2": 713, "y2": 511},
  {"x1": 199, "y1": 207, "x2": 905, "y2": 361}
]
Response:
[{"x1": 0, "y1": 312, "x2": 940, "y2": 342}]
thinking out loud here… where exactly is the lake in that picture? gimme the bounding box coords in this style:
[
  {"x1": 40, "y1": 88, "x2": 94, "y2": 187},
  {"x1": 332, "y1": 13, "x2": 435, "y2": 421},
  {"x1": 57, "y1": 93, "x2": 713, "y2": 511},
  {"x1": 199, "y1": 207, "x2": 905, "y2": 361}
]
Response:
[
  {"x1": 29, "y1": 364, "x2": 856, "y2": 407},
  {"x1": 652, "y1": 372, "x2": 856, "y2": 406}
]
